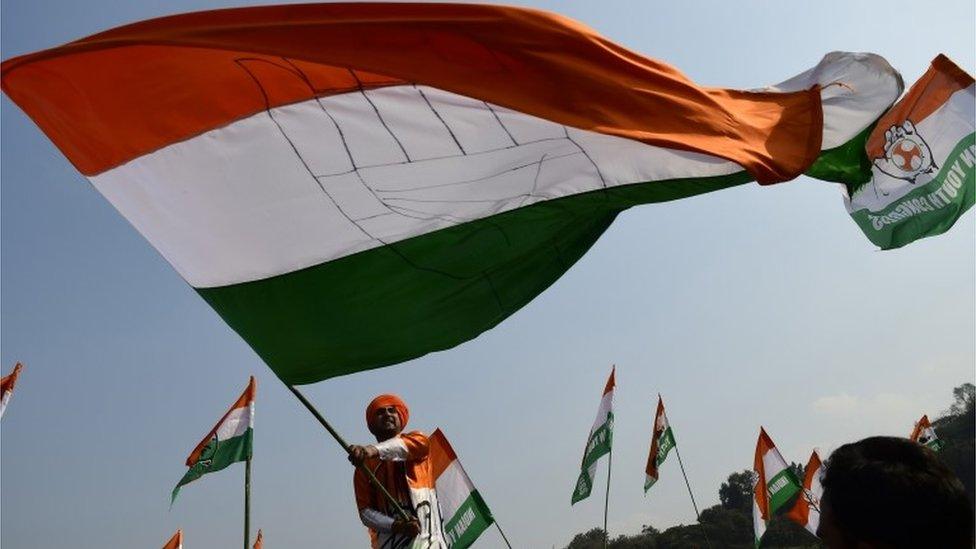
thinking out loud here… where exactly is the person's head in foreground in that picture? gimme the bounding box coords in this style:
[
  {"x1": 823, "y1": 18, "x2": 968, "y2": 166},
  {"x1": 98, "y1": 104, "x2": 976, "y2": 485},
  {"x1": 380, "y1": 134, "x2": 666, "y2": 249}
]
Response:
[
  {"x1": 365, "y1": 393, "x2": 409, "y2": 442},
  {"x1": 818, "y1": 436, "x2": 973, "y2": 548}
]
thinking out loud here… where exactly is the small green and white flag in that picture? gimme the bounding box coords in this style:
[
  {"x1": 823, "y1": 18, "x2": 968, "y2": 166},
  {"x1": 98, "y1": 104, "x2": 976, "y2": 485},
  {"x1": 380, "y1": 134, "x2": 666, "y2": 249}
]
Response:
[
  {"x1": 429, "y1": 429, "x2": 496, "y2": 549},
  {"x1": 753, "y1": 428, "x2": 802, "y2": 548},
  {"x1": 909, "y1": 414, "x2": 944, "y2": 452},
  {"x1": 572, "y1": 367, "x2": 615, "y2": 505},
  {"x1": 644, "y1": 396, "x2": 676, "y2": 492},
  {"x1": 172, "y1": 376, "x2": 255, "y2": 503}
]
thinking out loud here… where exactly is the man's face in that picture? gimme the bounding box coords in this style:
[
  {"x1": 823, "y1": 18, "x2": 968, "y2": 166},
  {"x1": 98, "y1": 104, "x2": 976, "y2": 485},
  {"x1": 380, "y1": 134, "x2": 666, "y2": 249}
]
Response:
[{"x1": 372, "y1": 405, "x2": 402, "y2": 440}]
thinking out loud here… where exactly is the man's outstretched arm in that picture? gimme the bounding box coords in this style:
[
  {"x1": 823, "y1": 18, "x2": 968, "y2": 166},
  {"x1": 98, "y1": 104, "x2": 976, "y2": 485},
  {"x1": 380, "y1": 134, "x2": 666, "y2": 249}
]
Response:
[{"x1": 349, "y1": 431, "x2": 429, "y2": 464}]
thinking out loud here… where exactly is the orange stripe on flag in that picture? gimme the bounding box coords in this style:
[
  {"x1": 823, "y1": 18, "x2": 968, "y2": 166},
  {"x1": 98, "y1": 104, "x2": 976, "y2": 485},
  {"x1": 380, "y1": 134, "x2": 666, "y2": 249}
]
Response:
[
  {"x1": 186, "y1": 376, "x2": 256, "y2": 467},
  {"x1": 0, "y1": 362, "x2": 23, "y2": 394},
  {"x1": 429, "y1": 428, "x2": 459, "y2": 480},
  {"x1": 1, "y1": 3, "x2": 822, "y2": 183},
  {"x1": 603, "y1": 366, "x2": 616, "y2": 396},
  {"x1": 753, "y1": 427, "x2": 774, "y2": 520},
  {"x1": 162, "y1": 529, "x2": 182, "y2": 549},
  {"x1": 866, "y1": 55, "x2": 975, "y2": 158}
]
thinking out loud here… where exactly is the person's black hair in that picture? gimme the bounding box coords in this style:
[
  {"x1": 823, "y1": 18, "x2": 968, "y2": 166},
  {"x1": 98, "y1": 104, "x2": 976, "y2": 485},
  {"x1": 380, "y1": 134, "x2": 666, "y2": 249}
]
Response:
[{"x1": 822, "y1": 436, "x2": 973, "y2": 548}]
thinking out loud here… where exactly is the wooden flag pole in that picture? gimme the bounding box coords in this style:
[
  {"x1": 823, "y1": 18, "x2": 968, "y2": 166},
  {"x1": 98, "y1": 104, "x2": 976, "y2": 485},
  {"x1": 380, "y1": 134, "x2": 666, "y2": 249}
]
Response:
[
  {"x1": 285, "y1": 384, "x2": 410, "y2": 521},
  {"x1": 603, "y1": 446, "x2": 612, "y2": 549},
  {"x1": 244, "y1": 455, "x2": 252, "y2": 549},
  {"x1": 672, "y1": 441, "x2": 713, "y2": 549}
]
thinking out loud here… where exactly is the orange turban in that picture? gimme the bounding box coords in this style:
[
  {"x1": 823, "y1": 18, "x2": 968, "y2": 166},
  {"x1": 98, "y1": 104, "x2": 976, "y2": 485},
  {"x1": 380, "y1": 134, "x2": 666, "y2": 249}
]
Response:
[{"x1": 365, "y1": 394, "x2": 409, "y2": 433}]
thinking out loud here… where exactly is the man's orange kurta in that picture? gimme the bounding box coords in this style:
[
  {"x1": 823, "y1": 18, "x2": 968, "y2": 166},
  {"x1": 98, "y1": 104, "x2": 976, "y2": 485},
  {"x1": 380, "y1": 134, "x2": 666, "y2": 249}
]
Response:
[{"x1": 353, "y1": 431, "x2": 446, "y2": 548}]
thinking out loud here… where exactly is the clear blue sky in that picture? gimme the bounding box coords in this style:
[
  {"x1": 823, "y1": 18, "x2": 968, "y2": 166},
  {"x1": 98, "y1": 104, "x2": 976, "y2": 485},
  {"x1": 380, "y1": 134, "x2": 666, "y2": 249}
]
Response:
[{"x1": 2, "y1": 1, "x2": 973, "y2": 547}]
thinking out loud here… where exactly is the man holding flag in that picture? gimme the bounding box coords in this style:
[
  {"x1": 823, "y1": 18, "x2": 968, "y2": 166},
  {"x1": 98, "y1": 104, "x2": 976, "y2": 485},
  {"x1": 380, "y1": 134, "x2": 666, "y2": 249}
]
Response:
[{"x1": 347, "y1": 394, "x2": 447, "y2": 548}]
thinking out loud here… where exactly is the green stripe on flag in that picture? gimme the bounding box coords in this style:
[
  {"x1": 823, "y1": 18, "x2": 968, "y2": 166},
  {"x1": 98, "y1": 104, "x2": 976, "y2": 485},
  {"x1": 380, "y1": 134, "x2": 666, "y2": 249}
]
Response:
[
  {"x1": 172, "y1": 428, "x2": 252, "y2": 503},
  {"x1": 444, "y1": 491, "x2": 494, "y2": 549},
  {"x1": 765, "y1": 468, "x2": 801, "y2": 514},
  {"x1": 656, "y1": 428, "x2": 676, "y2": 467},
  {"x1": 581, "y1": 416, "x2": 614, "y2": 469},
  {"x1": 198, "y1": 172, "x2": 752, "y2": 385}
]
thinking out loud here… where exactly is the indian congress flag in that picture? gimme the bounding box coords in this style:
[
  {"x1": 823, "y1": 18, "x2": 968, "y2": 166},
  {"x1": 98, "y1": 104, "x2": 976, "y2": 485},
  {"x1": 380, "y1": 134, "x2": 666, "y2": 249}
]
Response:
[
  {"x1": 787, "y1": 450, "x2": 824, "y2": 537},
  {"x1": 842, "y1": 55, "x2": 974, "y2": 249},
  {"x1": 644, "y1": 395, "x2": 676, "y2": 492},
  {"x1": 909, "y1": 414, "x2": 944, "y2": 451},
  {"x1": 572, "y1": 367, "x2": 615, "y2": 505},
  {"x1": 172, "y1": 376, "x2": 255, "y2": 503},
  {"x1": 1, "y1": 5, "x2": 904, "y2": 385},
  {"x1": 753, "y1": 428, "x2": 801, "y2": 548},
  {"x1": 0, "y1": 362, "x2": 23, "y2": 419},
  {"x1": 429, "y1": 429, "x2": 494, "y2": 549}
]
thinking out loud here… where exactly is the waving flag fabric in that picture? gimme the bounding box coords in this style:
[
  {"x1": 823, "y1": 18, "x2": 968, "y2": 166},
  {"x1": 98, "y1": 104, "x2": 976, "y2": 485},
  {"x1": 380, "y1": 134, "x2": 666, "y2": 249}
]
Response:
[
  {"x1": 909, "y1": 414, "x2": 944, "y2": 451},
  {"x1": 253, "y1": 529, "x2": 263, "y2": 549},
  {"x1": 162, "y1": 529, "x2": 183, "y2": 549},
  {"x1": 644, "y1": 396, "x2": 676, "y2": 492},
  {"x1": 429, "y1": 429, "x2": 495, "y2": 548},
  {"x1": 572, "y1": 367, "x2": 615, "y2": 505},
  {"x1": 1, "y1": 4, "x2": 902, "y2": 384},
  {"x1": 840, "y1": 55, "x2": 974, "y2": 249},
  {"x1": 172, "y1": 377, "x2": 255, "y2": 503},
  {"x1": 753, "y1": 428, "x2": 801, "y2": 547},
  {"x1": 0, "y1": 362, "x2": 23, "y2": 419},
  {"x1": 787, "y1": 450, "x2": 823, "y2": 537}
]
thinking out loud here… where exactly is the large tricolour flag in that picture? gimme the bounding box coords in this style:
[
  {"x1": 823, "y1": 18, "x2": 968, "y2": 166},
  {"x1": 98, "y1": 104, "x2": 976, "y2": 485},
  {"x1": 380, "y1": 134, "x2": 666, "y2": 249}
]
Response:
[
  {"x1": 172, "y1": 376, "x2": 255, "y2": 503},
  {"x1": 753, "y1": 428, "x2": 801, "y2": 548},
  {"x1": 429, "y1": 429, "x2": 495, "y2": 548},
  {"x1": 842, "y1": 55, "x2": 974, "y2": 249},
  {"x1": 786, "y1": 450, "x2": 823, "y2": 537},
  {"x1": 162, "y1": 529, "x2": 183, "y2": 549},
  {"x1": 909, "y1": 414, "x2": 944, "y2": 451},
  {"x1": 644, "y1": 395, "x2": 676, "y2": 492},
  {"x1": 1, "y1": 4, "x2": 904, "y2": 384},
  {"x1": 0, "y1": 362, "x2": 23, "y2": 419},
  {"x1": 572, "y1": 367, "x2": 615, "y2": 505}
]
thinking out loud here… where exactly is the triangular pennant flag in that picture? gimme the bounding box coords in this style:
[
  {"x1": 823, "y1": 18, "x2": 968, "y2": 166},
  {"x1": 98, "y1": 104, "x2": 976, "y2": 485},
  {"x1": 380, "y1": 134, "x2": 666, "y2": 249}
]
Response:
[
  {"x1": 786, "y1": 450, "x2": 824, "y2": 536},
  {"x1": 0, "y1": 362, "x2": 24, "y2": 419},
  {"x1": 172, "y1": 376, "x2": 255, "y2": 503},
  {"x1": 430, "y1": 429, "x2": 495, "y2": 548},
  {"x1": 753, "y1": 428, "x2": 801, "y2": 547},
  {"x1": 572, "y1": 367, "x2": 615, "y2": 505},
  {"x1": 644, "y1": 395, "x2": 676, "y2": 492}
]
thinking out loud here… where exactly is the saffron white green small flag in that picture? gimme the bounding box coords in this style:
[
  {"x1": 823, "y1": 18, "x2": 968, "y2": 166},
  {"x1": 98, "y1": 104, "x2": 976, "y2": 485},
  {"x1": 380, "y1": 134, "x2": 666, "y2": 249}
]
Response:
[
  {"x1": 162, "y1": 529, "x2": 183, "y2": 549},
  {"x1": 753, "y1": 428, "x2": 801, "y2": 548},
  {"x1": 909, "y1": 414, "x2": 944, "y2": 451},
  {"x1": 172, "y1": 376, "x2": 255, "y2": 503},
  {"x1": 644, "y1": 395, "x2": 676, "y2": 492},
  {"x1": 430, "y1": 429, "x2": 495, "y2": 549},
  {"x1": 787, "y1": 450, "x2": 823, "y2": 536},
  {"x1": 572, "y1": 367, "x2": 615, "y2": 505},
  {"x1": 253, "y1": 529, "x2": 263, "y2": 549},
  {"x1": 0, "y1": 362, "x2": 23, "y2": 419}
]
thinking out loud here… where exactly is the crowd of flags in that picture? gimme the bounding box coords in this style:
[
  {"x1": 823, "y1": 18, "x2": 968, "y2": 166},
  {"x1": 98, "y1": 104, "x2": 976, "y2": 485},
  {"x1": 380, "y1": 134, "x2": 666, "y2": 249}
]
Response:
[
  {"x1": 568, "y1": 366, "x2": 947, "y2": 547},
  {"x1": 0, "y1": 359, "x2": 950, "y2": 548}
]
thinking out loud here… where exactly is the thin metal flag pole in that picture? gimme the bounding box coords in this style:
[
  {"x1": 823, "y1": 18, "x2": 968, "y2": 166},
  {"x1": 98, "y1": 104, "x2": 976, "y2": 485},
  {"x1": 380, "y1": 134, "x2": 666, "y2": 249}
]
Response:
[
  {"x1": 671, "y1": 431, "x2": 712, "y2": 549},
  {"x1": 244, "y1": 455, "x2": 252, "y2": 549},
  {"x1": 285, "y1": 384, "x2": 410, "y2": 521},
  {"x1": 493, "y1": 521, "x2": 514, "y2": 549},
  {"x1": 603, "y1": 446, "x2": 612, "y2": 549}
]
